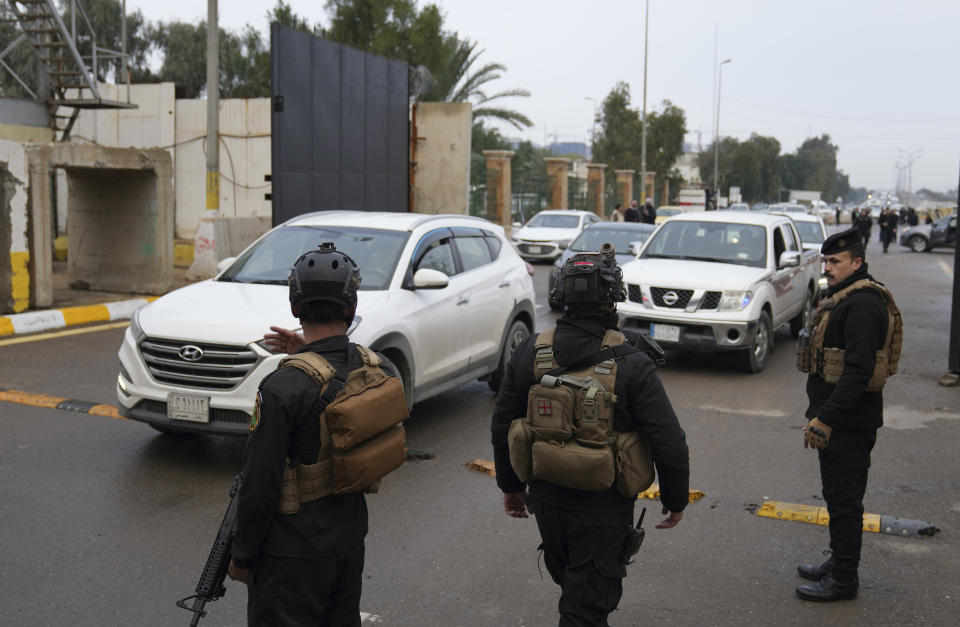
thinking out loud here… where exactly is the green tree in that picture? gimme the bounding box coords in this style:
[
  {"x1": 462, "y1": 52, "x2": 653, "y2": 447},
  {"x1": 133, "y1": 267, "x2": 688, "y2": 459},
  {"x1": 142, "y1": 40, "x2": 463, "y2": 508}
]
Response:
[
  {"x1": 592, "y1": 82, "x2": 643, "y2": 172},
  {"x1": 698, "y1": 133, "x2": 781, "y2": 202},
  {"x1": 644, "y1": 100, "x2": 686, "y2": 188},
  {"x1": 779, "y1": 134, "x2": 840, "y2": 200}
]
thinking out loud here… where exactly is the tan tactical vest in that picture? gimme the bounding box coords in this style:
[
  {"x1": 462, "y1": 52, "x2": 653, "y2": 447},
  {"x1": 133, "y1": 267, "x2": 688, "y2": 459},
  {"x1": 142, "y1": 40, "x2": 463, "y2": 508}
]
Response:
[
  {"x1": 796, "y1": 279, "x2": 902, "y2": 391},
  {"x1": 276, "y1": 346, "x2": 408, "y2": 515},
  {"x1": 507, "y1": 328, "x2": 655, "y2": 498}
]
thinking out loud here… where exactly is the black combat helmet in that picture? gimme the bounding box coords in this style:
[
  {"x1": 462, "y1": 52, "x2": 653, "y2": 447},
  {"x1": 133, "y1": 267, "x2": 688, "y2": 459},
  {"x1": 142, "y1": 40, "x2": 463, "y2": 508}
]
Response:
[
  {"x1": 288, "y1": 242, "x2": 362, "y2": 309},
  {"x1": 551, "y1": 242, "x2": 626, "y2": 309}
]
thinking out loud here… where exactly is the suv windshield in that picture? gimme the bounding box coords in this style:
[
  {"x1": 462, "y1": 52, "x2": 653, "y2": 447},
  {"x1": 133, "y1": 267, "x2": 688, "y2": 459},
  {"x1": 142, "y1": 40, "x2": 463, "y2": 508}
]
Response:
[
  {"x1": 527, "y1": 214, "x2": 580, "y2": 229},
  {"x1": 571, "y1": 227, "x2": 652, "y2": 253},
  {"x1": 795, "y1": 221, "x2": 825, "y2": 244},
  {"x1": 641, "y1": 220, "x2": 767, "y2": 268},
  {"x1": 218, "y1": 226, "x2": 409, "y2": 290}
]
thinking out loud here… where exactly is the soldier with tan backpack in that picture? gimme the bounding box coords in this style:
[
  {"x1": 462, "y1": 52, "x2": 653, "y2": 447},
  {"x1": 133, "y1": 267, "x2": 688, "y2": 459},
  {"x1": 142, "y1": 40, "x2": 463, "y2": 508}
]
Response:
[
  {"x1": 228, "y1": 243, "x2": 407, "y2": 625},
  {"x1": 491, "y1": 243, "x2": 690, "y2": 626}
]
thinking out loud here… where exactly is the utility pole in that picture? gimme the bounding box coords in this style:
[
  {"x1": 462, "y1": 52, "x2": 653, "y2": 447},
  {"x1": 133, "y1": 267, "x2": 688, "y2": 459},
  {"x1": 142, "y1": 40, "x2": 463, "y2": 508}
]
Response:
[
  {"x1": 640, "y1": 0, "x2": 650, "y2": 204},
  {"x1": 713, "y1": 58, "x2": 731, "y2": 204},
  {"x1": 947, "y1": 160, "x2": 960, "y2": 383},
  {"x1": 206, "y1": 0, "x2": 219, "y2": 214}
]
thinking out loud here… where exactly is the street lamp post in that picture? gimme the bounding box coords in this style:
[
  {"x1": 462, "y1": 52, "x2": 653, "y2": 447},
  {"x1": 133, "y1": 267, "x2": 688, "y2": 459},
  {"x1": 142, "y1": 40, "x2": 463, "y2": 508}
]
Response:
[
  {"x1": 897, "y1": 148, "x2": 923, "y2": 194},
  {"x1": 713, "y1": 58, "x2": 731, "y2": 206},
  {"x1": 640, "y1": 0, "x2": 650, "y2": 204},
  {"x1": 585, "y1": 96, "x2": 598, "y2": 158}
]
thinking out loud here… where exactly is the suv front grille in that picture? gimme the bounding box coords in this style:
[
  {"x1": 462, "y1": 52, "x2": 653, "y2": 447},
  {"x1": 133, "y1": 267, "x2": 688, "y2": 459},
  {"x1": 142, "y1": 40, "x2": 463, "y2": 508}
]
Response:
[
  {"x1": 651, "y1": 287, "x2": 693, "y2": 308},
  {"x1": 700, "y1": 291, "x2": 722, "y2": 310},
  {"x1": 139, "y1": 338, "x2": 259, "y2": 390}
]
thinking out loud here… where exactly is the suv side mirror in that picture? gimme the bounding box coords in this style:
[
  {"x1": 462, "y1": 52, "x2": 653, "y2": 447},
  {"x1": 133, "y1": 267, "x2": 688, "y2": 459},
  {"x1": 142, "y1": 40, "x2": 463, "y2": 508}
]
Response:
[
  {"x1": 412, "y1": 268, "x2": 449, "y2": 289},
  {"x1": 216, "y1": 257, "x2": 236, "y2": 273},
  {"x1": 629, "y1": 241, "x2": 644, "y2": 256},
  {"x1": 778, "y1": 251, "x2": 801, "y2": 268}
]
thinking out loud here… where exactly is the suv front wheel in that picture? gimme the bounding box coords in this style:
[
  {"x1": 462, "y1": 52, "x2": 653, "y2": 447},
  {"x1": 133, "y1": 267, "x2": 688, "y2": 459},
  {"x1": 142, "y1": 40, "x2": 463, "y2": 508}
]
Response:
[
  {"x1": 738, "y1": 311, "x2": 772, "y2": 373},
  {"x1": 488, "y1": 319, "x2": 531, "y2": 391}
]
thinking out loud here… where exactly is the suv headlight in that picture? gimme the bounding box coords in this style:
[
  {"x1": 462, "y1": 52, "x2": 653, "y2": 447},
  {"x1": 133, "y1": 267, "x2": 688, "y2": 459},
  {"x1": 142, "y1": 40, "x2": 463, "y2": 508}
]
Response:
[
  {"x1": 129, "y1": 308, "x2": 146, "y2": 342},
  {"x1": 718, "y1": 290, "x2": 753, "y2": 312}
]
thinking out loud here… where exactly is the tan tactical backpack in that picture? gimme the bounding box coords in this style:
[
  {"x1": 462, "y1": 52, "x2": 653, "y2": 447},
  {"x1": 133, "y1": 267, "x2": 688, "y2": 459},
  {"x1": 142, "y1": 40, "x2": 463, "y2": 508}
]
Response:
[
  {"x1": 797, "y1": 279, "x2": 902, "y2": 391},
  {"x1": 507, "y1": 328, "x2": 655, "y2": 498},
  {"x1": 275, "y1": 346, "x2": 408, "y2": 514}
]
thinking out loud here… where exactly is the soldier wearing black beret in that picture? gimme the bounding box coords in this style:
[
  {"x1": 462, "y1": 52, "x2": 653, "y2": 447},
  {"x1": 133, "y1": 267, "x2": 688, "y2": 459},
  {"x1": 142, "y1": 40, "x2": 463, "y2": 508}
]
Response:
[{"x1": 793, "y1": 226, "x2": 896, "y2": 602}]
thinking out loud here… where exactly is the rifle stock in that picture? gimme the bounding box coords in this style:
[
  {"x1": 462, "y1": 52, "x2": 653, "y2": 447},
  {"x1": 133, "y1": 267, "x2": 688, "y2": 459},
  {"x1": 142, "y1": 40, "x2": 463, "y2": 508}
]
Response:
[{"x1": 177, "y1": 474, "x2": 243, "y2": 626}]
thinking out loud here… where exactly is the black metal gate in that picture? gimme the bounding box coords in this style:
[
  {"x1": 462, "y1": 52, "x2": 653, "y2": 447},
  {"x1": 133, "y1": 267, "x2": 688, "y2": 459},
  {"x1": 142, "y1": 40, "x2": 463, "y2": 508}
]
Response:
[{"x1": 271, "y1": 24, "x2": 409, "y2": 225}]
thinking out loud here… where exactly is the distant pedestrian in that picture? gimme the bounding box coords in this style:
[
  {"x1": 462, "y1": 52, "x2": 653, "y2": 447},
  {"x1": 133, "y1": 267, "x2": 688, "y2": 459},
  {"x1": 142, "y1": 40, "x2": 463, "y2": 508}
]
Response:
[
  {"x1": 611, "y1": 203, "x2": 625, "y2": 222},
  {"x1": 878, "y1": 208, "x2": 896, "y2": 253},
  {"x1": 624, "y1": 200, "x2": 641, "y2": 222},
  {"x1": 835, "y1": 207, "x2": 841, "y2": 225},
  {"x1": 641, "y1": 199, "x2": 657, "y2": 224},
  {"x1": 907, "y1": 208, "x2": 919, "y2": 226},
  {"x1": 925, "y1": 213, "x2": 934, "y2": 225},
  {"x1": 857, "y1": 209, "x2": 872, "y2": 249}
]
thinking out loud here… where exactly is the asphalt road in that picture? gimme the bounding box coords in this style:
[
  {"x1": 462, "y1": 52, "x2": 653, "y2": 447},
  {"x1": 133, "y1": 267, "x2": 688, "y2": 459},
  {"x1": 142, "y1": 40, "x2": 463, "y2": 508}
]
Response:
[{"x1": 1, "y1": 239, "x2": 958, "y2": 626}]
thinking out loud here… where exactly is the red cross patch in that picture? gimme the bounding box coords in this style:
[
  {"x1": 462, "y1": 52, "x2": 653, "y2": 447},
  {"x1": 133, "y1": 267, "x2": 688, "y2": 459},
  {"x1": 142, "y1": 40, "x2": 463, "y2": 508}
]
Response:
[{"x1": 537, "y1": 399, "x2": 553, "y2": 416}]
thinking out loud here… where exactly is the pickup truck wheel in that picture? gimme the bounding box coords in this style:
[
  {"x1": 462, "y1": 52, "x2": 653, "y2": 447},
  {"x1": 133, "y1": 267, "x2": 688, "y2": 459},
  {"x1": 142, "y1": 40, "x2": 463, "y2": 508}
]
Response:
[
  {"x1": 909, "y1": 235, "x2": 930, "y2": 252},
  {"x1": 738, "y1": 311, "x2": 772, "y2": 373},
  {"x1": 790, "y1": 292, "x2": 812, "y2": 338},
  {"x1": 488, "y1": 319, "x2": 531, "y2": 391}
]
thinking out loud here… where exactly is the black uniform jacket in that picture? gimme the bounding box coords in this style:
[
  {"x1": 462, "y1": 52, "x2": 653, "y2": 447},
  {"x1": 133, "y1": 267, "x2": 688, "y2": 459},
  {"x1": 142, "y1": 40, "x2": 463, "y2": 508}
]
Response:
[
  {"x1": 232, "y1": 335, "x2": 398, "y2": 569},
  {"x1": 806, "y1": 263, "x2": 887, "y2": 431},
  {"x1": 491, "y1": 314, "x2": 690, "y2": 514}
]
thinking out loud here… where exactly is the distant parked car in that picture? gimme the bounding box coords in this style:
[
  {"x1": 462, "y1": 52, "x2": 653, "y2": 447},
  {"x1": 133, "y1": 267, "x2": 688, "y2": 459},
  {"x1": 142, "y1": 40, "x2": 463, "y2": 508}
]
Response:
[
  {"x1": 727, "y1": 202, "x2": 750, "y2": 212},
  {"x1": 899, "y1": 214, "x2": 957, "y2": 252},
  {"x1": 511, "y1": 210, "x2": 601, "y2": 261},
  {"x1": 773, "y1": 212, "x2": 827, "y2": 252},
  {"x1": 655, "y1": 205, "x2": 700, "y2": 224},
  {"x1": 547, "y1": 222, "x2": 656, "y2": 310},
  {"x1": 750, "y1": 202, "x2": 769, "y2": 212}
]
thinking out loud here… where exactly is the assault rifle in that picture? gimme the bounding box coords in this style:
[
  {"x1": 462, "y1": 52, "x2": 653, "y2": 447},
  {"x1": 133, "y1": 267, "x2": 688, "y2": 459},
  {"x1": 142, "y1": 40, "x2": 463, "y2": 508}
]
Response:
[{"x1": 177, "y1": 474, "x2": 243, "y2": 626}]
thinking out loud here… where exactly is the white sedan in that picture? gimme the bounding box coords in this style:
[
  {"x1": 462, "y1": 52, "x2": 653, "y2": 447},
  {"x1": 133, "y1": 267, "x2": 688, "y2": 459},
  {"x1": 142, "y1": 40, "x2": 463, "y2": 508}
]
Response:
[
  {"x1": 511, "y1": 210, "x2": 602, "y2": 261},
  {"x1": 116, "y1": 212, "x2": 536, "y2": 435}
]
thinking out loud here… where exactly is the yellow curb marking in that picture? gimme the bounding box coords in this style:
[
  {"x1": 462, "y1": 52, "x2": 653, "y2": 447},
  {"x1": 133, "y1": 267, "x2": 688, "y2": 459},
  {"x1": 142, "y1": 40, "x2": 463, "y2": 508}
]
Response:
[
  {"x1": 0, "y1": 321, "x2": 129, "y2": 347},
  {"x1": 637, "y1": 484, "x2": 705, "y2": 503},
  {"x1": 61, "y1": 304, "x2": 112, "y2": 327},
  {"x1": 89, "y1": 404, "x2": 125, "y2": 419},
  {"x1": 0, "y1": 389, "x2": 67, "y2": 409},
  {"x1": 937, "y1": 258, "x2": 953, "y2": 277},
  {"x1": 0, "y1": 317, "x2": 13, "y2": 336},
  {"x1": 756, "y1": 500, "x2": 881, "y2": 532},
  {"x1": 467, "y1": 459, "x2": 497, "y2": 477}
]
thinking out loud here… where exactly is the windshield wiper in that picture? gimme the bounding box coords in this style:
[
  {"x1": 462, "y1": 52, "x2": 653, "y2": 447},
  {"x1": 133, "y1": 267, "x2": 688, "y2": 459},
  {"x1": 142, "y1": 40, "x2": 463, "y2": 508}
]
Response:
[{"x1": 248, "y1": 279, "x2": 288, "y2": 285}]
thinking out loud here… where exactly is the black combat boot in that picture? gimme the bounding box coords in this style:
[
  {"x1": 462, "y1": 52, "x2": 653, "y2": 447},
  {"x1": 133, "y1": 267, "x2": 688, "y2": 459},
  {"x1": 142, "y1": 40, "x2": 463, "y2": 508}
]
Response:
[
  {"x1": 795, "y1": 572, "x2": 858, "y2": 602},
  {"x1": 796, "y1": 558, "x2": 832, "y2": 581}
]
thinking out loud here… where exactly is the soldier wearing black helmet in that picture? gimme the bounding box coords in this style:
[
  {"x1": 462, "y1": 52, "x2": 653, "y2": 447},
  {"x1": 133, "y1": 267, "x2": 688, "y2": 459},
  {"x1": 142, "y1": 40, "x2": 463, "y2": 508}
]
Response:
[
  {"x1": 228, "y1": 243, "x2": 406, "y2": 626},
  {"x1": 491, "y1": 244, "x2": 690, "y2": 626}
]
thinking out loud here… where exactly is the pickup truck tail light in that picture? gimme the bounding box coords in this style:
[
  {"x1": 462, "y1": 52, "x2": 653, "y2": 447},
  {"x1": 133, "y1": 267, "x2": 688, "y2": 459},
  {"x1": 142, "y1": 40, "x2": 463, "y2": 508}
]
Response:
[{"x1": 718, "y1": 290, "x2": 753, "y2": 312}]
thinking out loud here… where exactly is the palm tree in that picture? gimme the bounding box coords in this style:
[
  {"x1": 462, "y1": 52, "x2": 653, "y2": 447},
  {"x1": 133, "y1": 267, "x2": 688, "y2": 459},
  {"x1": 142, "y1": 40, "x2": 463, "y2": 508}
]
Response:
[{"x1": 421, "y1": 37, "x2": 531, "y2": 130}]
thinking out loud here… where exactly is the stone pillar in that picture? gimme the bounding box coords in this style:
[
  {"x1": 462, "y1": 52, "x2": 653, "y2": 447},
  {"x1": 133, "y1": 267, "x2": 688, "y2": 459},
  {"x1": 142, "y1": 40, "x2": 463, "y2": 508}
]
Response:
[
  {"x1": 482, "y1": 150, "x2": 514, "y2": 231},
  {"x1": 545, "y1": 157, "x2": 571, "y2": 210},
  {"x1": 615, "y1": 169, "x2": 635, "y2": 210},
  {"x1": 586, "y1": 163, "x2": 606, "y2": 217},
  {"x1": 662, "y1": 178, "x2": 671, "y2": 206},
  {"x1": 27, "y1": 158, "x2": 53, "y2": 308}
]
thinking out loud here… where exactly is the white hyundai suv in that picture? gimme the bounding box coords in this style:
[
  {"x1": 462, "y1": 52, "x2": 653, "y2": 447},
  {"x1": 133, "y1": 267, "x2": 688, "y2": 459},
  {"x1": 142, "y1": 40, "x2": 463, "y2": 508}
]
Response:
[
  {"x1": 116, "y1": 212, "x2": 536, "y2": 435},
  {"x1": 512, "y1": 210, "x2": 601, "y2": 261}
]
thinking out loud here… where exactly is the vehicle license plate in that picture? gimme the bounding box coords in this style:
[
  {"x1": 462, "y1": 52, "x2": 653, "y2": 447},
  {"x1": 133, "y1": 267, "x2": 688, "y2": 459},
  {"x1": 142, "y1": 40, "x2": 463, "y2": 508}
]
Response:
[
  {"x1": 527, "y1": 246, "x2": 542, "y2": 254},
  {"x1": 651, "y1": 323, "x2": 680, "y2": 343},
  {"x1": 167, "y1": 393, "x2": 210, "y2": 423}
]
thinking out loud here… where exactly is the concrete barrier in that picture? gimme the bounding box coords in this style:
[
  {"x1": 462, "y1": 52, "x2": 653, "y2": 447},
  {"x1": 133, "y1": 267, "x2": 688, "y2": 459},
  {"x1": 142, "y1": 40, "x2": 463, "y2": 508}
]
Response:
[{"x1": 186, "y1": 216, "x2": 271, "y2": 280}]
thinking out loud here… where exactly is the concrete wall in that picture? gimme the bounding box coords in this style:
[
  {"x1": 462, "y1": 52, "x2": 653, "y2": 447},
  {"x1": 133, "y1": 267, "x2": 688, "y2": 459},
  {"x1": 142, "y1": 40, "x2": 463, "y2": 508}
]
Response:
[
  {"x1": 0, "y1": 140, "x2": 29, "y2": 314},
  {"x1": 69, "y1": 84, "x2": 272, "y2": 239},
  {"x1": 0, "y1": 99, "x2": 54, "y2": 144},
  {"x1": 175, "y1": 98, "x2": 271, "y2": 237},
  {"x1": 411, "y1": 102, "x2": 471, "y2": 214}
]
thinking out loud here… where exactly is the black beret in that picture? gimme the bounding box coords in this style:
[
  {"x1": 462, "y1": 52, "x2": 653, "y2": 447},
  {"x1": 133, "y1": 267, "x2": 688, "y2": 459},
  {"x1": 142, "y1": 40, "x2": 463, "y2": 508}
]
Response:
[{"x1": 821, "y1": 227, "x2": 862, "y2": 255}]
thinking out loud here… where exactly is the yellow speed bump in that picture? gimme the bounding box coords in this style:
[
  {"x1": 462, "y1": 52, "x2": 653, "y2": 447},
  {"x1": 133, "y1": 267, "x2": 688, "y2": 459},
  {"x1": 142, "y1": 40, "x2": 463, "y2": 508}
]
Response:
[
  {"x1": 756, "y1": 500, "x2": 936, "y2": 537},
  {"x1": 637, "y1": 483, "x2": 705, "y2": 503}
]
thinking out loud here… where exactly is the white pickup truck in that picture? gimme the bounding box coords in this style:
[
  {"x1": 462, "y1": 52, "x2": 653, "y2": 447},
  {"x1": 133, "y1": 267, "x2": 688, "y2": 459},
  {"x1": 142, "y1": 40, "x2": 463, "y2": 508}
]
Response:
[{"x1": 618, "y1": 211, "x2": 821, "y2": 372}]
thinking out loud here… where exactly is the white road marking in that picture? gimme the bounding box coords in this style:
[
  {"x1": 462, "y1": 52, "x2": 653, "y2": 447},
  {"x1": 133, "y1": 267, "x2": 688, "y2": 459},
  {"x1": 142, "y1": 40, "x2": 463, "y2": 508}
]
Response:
[
  {"x1": 361, "y1": 612, "x2": 382, "y2": 623},
  {"x1": 698, "y1": 404, "x2": 787, "y2": 418},
  {"x1": 884, "y1": 405, "x2": 960, "y2": 430}
]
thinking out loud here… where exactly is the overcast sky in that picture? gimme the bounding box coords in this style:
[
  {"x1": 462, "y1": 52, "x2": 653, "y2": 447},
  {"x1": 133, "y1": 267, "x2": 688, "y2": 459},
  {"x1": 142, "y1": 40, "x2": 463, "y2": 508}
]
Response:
[{"x1": 128, "y1": 0, "x2": 960, "y2": 194}]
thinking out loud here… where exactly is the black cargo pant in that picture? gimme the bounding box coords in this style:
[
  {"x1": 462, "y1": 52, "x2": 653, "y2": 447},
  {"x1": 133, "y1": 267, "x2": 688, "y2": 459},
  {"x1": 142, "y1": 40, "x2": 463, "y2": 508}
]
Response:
[
  {"x1": 248, "y1": 543, "x2": 364, "y2": 626},
  {"x1": 530, "y1": 502, "x2": 632, "y2": 627},
  {"x1": 819, "y1": 429, "x2": 877, "y2": 581}
]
